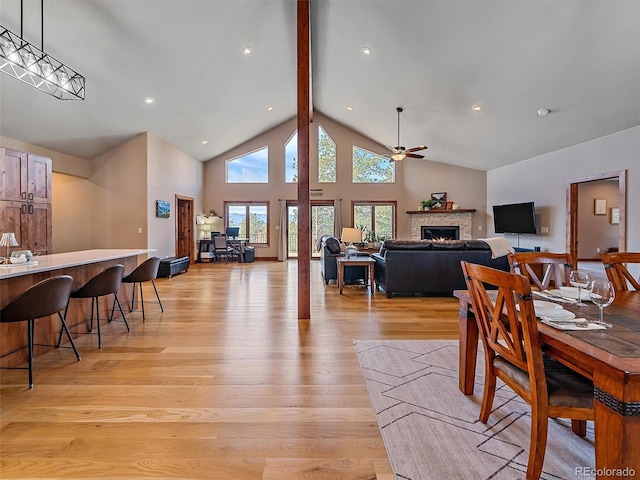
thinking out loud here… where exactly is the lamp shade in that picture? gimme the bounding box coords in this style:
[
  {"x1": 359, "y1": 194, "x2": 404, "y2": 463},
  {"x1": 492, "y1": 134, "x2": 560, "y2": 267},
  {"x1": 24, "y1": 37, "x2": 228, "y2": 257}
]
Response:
[
  {"x1": 341, "y1": 227, "x2": 362, "y2": 244},
  {"x1": 0, "y1": 232, "x2": 18, "y2": 247}
]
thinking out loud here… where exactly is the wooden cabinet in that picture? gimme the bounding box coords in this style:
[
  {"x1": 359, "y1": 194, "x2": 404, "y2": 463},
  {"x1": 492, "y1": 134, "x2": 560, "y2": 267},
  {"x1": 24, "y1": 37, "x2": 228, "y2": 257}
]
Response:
[{"x1": 0, "y1": 148, "x2": 52, "y2": 255}]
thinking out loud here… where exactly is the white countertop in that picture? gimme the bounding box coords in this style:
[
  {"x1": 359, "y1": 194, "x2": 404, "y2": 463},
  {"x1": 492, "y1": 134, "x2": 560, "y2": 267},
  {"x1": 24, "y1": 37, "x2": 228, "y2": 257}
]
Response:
[{"x1": 0, "y1": 249, "x2": 155, "y2": 280}]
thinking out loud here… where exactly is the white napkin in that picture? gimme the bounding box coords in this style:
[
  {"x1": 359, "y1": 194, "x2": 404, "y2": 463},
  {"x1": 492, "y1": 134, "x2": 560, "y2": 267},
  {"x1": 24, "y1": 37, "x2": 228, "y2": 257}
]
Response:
[
  {"x1": 539, "y1": 317, "x2": 606, "y2": 330},
  {"x1": 533, "y1": 290, "x2": 576, "y2": 304}
]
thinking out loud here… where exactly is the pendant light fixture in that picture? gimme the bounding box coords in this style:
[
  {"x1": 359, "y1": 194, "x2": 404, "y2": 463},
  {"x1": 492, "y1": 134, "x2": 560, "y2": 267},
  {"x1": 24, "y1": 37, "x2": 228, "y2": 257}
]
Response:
[{"x1": 0, "y1": 0, "x2": 85, "y2": 100}]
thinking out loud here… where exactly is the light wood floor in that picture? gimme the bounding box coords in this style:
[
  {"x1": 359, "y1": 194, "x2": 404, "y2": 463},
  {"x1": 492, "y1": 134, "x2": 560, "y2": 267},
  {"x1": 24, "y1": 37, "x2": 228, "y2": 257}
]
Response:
[{"x1": 0, "y1": 260, "x2": 460, "y2": 479}]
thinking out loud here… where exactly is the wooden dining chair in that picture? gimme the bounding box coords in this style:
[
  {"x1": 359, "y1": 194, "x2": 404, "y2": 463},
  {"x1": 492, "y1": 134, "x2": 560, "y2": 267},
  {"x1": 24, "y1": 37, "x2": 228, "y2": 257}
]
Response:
[
  {"x1": 600, "y1": 251, "x2": 640, "y2": 292},
  {"x1": 507, "y1": 252, "x2": 574, "y2": 291},
  {"x1": 461, "y1": 261, "x2": 594, "y2": 480}
]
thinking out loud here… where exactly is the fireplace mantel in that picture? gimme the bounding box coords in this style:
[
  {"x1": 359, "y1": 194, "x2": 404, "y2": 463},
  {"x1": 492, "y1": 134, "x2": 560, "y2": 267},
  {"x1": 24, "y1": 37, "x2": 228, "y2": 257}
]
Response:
[
  {"x1": 407, "y1": 209, "x2": 476, "y2": 240},
  {"x1": 406, "y1": 209, "x2": 476, "y2": 214}
]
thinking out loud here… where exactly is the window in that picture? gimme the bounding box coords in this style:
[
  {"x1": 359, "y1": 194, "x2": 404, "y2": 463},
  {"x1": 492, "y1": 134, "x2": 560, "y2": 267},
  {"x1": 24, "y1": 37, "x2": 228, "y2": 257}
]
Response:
[
  {"x1": 226, "y1": 147, "x2": 269, "y2": 183},
  {"x1": 285, "y1": 131, "x2": 298, "y2": 183},
  {"x1": 225, "y1": 202, "x2": 269, "y2": 245},
  {"x1": 353, "y1": 201, "x2": 396, "y2": 241},
  {"x1": 352, "y1": 146, "x2": 394, "y2": 183},
  {"x1": 318, "y1": 125, "x2": 336, "y2": 183}
]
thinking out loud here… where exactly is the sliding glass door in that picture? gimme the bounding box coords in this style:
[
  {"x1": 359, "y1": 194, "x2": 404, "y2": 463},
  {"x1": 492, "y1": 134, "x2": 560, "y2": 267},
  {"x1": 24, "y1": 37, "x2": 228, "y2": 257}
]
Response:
[{"x1": 286, "y1": 202, "x2": 335, "y2": 258}]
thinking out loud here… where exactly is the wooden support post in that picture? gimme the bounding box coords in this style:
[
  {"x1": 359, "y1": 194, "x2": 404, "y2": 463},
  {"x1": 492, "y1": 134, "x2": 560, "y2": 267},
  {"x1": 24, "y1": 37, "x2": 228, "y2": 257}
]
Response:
[{"x1": 297, "y1": 0, "x2": 311, "y2": 319}]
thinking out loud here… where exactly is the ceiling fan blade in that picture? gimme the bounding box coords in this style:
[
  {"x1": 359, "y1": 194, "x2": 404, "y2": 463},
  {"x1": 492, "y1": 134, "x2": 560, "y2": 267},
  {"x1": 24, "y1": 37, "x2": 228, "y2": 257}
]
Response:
[
  {"x1": 405, "y1": 145, "x2": 428, "y2": 153},
  {"x1": 406, "y1": 153, "x2": 425, "y2": 159}
]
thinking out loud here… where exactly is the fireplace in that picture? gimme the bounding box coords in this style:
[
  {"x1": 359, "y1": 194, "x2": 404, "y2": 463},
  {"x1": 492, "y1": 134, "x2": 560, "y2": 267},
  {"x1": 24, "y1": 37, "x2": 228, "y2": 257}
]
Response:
[{"x1": 421, "y1": 226, "x2": 460, "y2": 240}]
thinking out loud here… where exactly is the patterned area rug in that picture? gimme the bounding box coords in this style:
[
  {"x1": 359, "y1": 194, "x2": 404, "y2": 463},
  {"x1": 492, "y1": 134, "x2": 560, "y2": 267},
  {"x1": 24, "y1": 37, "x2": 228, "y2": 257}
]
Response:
[{"x1": 354, "y1": 340, "x2": 595, "y2": 480}]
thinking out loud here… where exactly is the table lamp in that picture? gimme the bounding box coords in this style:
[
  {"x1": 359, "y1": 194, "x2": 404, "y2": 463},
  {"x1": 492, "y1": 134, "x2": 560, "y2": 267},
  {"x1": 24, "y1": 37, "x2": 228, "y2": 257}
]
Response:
[
  {"x1": 0, "y1": 232, "x2": 19, "y2": 264},
  {"x1": 341, "y1": 227, "x2": 362, "y2": 258}
]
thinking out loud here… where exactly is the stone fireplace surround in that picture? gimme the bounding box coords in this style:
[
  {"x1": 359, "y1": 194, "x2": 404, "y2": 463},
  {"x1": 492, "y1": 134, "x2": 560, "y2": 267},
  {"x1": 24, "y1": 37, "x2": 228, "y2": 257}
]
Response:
[{"x1": 407, "y1": 209, "x2": 475, "y2": 241}]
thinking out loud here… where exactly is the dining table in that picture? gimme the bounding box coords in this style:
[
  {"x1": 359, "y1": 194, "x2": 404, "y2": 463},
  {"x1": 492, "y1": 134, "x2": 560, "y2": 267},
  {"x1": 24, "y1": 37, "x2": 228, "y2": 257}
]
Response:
[{"x1": 453, "y1": 288, "x2": 640, "y2": 479}]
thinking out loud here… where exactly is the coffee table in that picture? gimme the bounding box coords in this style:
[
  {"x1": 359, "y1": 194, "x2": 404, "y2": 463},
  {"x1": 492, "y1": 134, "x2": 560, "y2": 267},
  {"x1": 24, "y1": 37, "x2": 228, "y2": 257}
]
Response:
[{"x1": 336, "y1": 256, "x2": 375, "y2": 295}]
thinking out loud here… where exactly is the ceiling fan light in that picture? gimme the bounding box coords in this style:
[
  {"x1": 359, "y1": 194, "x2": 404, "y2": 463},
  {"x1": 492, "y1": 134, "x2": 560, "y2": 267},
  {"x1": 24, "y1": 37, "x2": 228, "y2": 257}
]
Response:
[{"x1": 391, "y1": 152, "x2": 406, "y2": 162}]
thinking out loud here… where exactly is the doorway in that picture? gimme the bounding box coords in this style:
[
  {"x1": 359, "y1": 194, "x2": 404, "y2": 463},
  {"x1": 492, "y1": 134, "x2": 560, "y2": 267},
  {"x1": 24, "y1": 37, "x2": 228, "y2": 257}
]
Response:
[
  {"x1": 176, "y1": 195, "x2": 195, "y2": 263},
  {"x1": 567, "y1": 170, "x2": 626, "y2": 263},
  {"x1": 285, "y1": 201, "x2": 335, "y2": 258}
]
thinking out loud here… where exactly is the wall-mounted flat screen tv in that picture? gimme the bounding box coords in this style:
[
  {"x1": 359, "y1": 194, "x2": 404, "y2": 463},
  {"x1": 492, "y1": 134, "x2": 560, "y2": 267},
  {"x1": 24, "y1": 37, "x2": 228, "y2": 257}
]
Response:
[{"x1": 492, "y1": 201, "x2": 537, "y2": 234}]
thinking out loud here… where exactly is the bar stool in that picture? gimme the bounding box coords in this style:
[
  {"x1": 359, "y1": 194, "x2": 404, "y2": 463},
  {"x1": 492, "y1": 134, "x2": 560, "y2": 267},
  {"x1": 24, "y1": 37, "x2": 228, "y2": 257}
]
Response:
[
  {"x1": 61, "y1": 264, "x2": 129, "y2": 349},
  {"x1": 122, "y1": 256, "x2": 163, "y2": 322},
  {"x1": 0, "y1": 275, "x2": 80, "y2": 388}
]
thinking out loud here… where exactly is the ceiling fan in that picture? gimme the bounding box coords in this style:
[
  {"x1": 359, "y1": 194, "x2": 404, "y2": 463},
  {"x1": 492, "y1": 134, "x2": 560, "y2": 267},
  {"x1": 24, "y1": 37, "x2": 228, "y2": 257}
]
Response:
[{"x1": 386, "y1": 107, "x2": 427, "y2": 162}]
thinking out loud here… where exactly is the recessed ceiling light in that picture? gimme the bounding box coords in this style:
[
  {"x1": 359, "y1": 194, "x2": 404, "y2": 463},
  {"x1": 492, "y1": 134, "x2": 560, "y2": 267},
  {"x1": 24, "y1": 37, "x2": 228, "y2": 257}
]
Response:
[
  {"x1": 145, "y1": 97, "x2": 155, "y2": 104},
  {"x1": 201, "y1": 140, "x2": 209, "y2": 145},
  {"x1": 362, "y1": 47, "x2": 371, "y2": 55},
  {"x1": 472, "y1": 104, "x2": 483, "y2": 112},
  {"x1": 267, "y1": 106, "x2": 273, "y2": 111},
  {"x1": 346, "y1": 105, "x2": 353, "y2": 111},
  {"x1": 537, "y1": 108, "x2": 550, "y2": 117},
  {"x1": 243, "y1": 46, "x2": 253, "y2": 55}
]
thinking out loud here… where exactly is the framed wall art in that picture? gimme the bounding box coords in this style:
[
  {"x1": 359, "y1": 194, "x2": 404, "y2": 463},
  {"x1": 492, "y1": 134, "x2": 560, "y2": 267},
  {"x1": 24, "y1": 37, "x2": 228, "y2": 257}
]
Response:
[
  {"x1": 610, "y1": 207, "x2": 620, "y2": 224},
  {"x1": 594, "y1": 198, "x2": 607, "y2": 215},
  {"x1": 156, "y1": 200, "x2": 170, "y2": 218},
  {"x1": 431, "y1": 192, "x2": 447, "y2": 209}
]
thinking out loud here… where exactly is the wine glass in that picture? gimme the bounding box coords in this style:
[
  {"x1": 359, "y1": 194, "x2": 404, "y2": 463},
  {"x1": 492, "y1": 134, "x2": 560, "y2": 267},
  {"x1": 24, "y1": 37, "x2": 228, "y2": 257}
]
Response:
[
  {"x1": 569, "y1": 270, "x2": 591, "y2": 306},
  {"x1": 589, "y1": 279, "x2": 615, "y2": 327}
]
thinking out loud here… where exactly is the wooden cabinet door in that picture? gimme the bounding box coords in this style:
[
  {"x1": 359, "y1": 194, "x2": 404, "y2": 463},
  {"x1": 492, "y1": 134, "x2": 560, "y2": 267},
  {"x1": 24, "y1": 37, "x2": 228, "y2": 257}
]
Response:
[
  {"x1": 27, "y1": 202, "x2": 52, "y2": 255},
  {"x1": 27, "y1": 155, "x2": 52, "y2": 204},
  {"x1": 0, "y1": 201, "x2": 29, "y2": 252},
  {"x1": 0, "y1": 148, "x2": 28, "y2": 201}
]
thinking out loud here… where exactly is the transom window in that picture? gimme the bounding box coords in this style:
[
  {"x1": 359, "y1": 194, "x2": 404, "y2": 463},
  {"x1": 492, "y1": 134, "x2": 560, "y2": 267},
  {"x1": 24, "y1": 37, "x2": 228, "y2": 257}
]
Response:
[
  {"x1": 225, "y1": 202, "x2": 269, "y2": 245},
  {"x1": 352, "y1": 146, "x2": 394, "y2": 183},
  {"x1": 352, "y1": 201, "x2": 396, "y2": 241},
  {"x1": 226, "y1": 147, "x2": 269, "y2": 183},
  {"x1": 318, "y1": 125, "x2": 336, "y2": 183}
]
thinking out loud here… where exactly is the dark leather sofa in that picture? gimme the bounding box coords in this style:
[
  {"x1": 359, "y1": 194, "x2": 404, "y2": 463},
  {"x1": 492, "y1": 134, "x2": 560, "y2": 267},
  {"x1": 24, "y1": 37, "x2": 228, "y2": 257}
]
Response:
[
  {"x1": 372, "y1": 239, "x2": 510, "y2": 297},
  {"x1": 320, "y1": 235, "x2": 370, "y2": 285}
]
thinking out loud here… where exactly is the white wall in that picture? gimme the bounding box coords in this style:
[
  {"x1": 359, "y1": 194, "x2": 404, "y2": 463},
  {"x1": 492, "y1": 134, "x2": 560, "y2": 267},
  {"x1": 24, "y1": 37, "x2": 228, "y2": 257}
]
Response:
[
  {"x1": 90, "y1": 134, "x2": 148, "y2": 249},
  {"x1": 147, "y1": 134, "x2": 203, "y2": 258},
  {"x1": 487, "y1": 125, "x2": 639, "y2": 253}
]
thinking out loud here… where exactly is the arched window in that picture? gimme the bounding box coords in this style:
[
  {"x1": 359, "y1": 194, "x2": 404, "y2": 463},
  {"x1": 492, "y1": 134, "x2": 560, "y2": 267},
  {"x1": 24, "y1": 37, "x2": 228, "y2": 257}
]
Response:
[
  {"x1": 318, "y1": 125, "x2": 336, "y2": 183},
  {"x1": 285, "y1": 131, "x2": 298, "y2": 183}
]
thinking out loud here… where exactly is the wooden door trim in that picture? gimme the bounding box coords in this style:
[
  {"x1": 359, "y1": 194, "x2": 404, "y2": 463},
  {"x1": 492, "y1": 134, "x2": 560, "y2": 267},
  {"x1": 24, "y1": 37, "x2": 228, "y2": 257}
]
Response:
[
  {"x1": 175, "y1": 195, "x2": 195, "y2": 264},
  {"x1": 566, "y1": 170, "x2": 626, "y2": 262}
]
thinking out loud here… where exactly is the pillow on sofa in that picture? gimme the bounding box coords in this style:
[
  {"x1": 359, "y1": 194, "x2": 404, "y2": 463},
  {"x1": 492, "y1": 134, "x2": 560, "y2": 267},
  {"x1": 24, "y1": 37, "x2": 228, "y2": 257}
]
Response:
[{"x1": 325, "y1": 237, "x2": 341, "y2": 254}]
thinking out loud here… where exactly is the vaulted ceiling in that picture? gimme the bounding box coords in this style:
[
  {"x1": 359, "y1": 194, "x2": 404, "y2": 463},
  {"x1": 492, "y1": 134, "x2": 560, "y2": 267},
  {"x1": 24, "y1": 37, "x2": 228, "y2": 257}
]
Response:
[{"x1": 1, "y1": 0, "x2": 639, "y2": 171}]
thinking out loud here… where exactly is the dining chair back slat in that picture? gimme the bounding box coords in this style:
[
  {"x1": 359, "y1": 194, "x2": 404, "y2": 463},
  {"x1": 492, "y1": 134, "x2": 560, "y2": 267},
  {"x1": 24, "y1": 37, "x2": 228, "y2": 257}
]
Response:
[
  {"x1": 507, "y1": 252, "x2": 574, "y2": 291},
  {"x1": 600, "y1": 252, "x2": 640, "y2": 292}
]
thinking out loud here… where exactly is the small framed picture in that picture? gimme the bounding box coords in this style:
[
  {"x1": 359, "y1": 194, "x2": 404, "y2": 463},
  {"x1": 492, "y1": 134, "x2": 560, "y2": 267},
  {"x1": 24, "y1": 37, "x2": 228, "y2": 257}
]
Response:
[
  {"x1": 431, "y1": 192, "x2": 447, "y2": 209},
  {"x1": 445, "y1": 201, "x2": 454, "y2": 210},
  {"x1": 594, "y1": 198, "x2": 607, "y2": 215},
  {"x1": 156, "y1": 200, "x2": 170, "y2": 218},
  {"x1": 610, "y1": 207, "x2": 620, "y2": 224}
]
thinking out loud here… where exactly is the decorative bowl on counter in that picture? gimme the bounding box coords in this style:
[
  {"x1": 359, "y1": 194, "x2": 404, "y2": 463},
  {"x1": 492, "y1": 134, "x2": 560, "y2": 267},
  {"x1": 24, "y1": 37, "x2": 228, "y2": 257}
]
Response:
[{"x1": 9, "y1": 255, "x2": 28, "y2": 264}]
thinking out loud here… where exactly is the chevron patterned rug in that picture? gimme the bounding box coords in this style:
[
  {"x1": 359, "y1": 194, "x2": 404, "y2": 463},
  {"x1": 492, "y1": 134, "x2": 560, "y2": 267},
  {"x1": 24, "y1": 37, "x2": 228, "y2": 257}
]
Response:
[{"x1": 354, "y1": 339, "x2": 595, "y2": 480}]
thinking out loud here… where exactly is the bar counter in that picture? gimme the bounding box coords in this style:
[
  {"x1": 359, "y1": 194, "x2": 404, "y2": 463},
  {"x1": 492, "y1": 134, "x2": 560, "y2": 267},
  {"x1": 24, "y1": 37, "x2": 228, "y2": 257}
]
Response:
[{"x1": 1, "y1": 249, "x2": 155, "y2": 367}]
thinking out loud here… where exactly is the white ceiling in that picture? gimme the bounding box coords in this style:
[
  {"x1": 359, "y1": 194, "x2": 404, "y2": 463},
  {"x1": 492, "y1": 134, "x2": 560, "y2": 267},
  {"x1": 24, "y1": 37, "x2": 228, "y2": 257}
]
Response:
[{"x1": 1, "y1": 0, "x2": 639, "y2": 171}]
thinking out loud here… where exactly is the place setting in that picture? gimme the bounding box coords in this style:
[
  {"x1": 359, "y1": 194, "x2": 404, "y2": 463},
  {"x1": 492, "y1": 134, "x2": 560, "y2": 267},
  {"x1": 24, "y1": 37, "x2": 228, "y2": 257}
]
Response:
[{"x1": 529, "y1": 270, "x2": 616, "y2": 330}]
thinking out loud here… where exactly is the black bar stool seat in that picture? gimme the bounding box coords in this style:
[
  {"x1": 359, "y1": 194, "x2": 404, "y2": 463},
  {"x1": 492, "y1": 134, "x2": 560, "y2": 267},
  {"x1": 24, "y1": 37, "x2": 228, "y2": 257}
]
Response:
[
  {"x1": 122, "y1": 256, "x2": 163, "y2": 322},
  {"x1": 0, "y1": 275, "x2": 80, "y2": 388},
  {"x1": 61, "y1": 264, "x2": 128, "y2": 349}
]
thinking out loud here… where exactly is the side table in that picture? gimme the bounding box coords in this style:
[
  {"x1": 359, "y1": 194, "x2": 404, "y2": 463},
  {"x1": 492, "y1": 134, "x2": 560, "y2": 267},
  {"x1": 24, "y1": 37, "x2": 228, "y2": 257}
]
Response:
[{"x1": 336, "y1": 256, "x2": 376, "y2": 295}]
